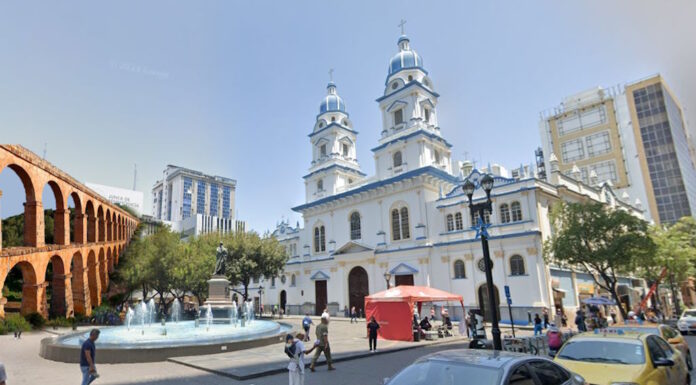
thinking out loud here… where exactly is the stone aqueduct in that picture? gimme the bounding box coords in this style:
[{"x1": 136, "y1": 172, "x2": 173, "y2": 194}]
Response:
[{"x1": 0, "y1": 145, "x2": 139, "y2": 318}]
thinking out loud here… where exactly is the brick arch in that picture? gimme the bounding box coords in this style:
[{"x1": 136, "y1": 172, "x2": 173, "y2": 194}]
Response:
[
  {"x1": 0, "y1": 163, "x2": 38, "y2": 247},
  {"x1": 44, "y1": 254, "x2": 69, "y2": 318},
  {"x1": 70, "y1": 251, "x2": 91, "y2": 315},
  {"x1": 111, "y1": 212, "x2": 117, "y2": 242},
  {"x1": 68, "y1": 191, "x2": 84, "y2": 244},
  {"x1": 85, "y1": 200, "x2": 97, "y2": 242},
  {"x1": 6, "y1": 260, "x2": 39, "y2": 315},
  {"x1": 105, "y1": 208, "x2": 112, "y2": 242},
  {"x1": 107, "y1": 247, "x2": 114, "y2": 273},
  {"x1": 41, "y1": 179, "x2": 69, "y2": 245},
  {"x1": 97, "y1": 205, "x2": 105, "y2": 242},
  {"x1": 98, "y1": 247, "x2": 108, "y2": 291},
  {"x1": 87, "y1": 249, "x2": 100, "y2": 306}
]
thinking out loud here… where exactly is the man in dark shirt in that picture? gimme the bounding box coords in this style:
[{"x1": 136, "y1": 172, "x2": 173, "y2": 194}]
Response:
[{"x1": 80, "y1": 329, "x2": 100, "y2": 385}]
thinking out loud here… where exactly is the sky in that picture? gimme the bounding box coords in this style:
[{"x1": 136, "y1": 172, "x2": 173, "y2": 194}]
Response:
[{"x1": 1, "y1": 1, "x2": 695, "y2": 233}]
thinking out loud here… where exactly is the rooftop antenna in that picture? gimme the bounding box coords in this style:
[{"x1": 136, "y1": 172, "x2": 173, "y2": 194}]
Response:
[
  {"x1": 133, "y1": 164, "x2": 137, "y2": 190},
  {"x1": 42, "y1": 142, "x2": 47, "y2": 159},
  {"x1": 398, "y1": 19, "x2": 407, "y2": 35}
]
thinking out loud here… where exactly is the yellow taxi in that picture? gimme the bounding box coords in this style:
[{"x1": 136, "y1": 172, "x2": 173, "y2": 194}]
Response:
[
  {"x1": 607, "y1": 323, "x2": 693, "y2": 371},
  {"x1": 554, "y1": 329, "x2": 690, "y2": 385}
]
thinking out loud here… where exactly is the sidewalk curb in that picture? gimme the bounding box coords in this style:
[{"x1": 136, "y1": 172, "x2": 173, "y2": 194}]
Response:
[{"x1": 168, "y1": 336, "x2": 469, "y2": 380}]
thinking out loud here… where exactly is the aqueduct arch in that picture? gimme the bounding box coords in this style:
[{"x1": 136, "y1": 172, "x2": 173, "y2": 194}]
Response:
[{"x1": 0, "y1": 145, "x2": 138, "y2": 318}]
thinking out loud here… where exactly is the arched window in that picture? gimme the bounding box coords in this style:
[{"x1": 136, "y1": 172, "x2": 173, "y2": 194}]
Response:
[
  {"x1": 454, "y1": 212, "x2": 463, "y2": 230},
  {"x1": 314, "y1": 225, "x2": 325, "y2": 253},
  {"x1": 446, "y1": 214, "x2": 454, "y2": 232},
  {"x1": 393, "y1": 109, "x2": 404, "y2": 125},
  {"x1": 350, "y1": 211, "x2": 361, "y2": 240},
  {"x1": 317, "y1": 179, "x2": 323, "y2": 191},
  {"x1": 510, "y1": 255, "x2": 525, "y2": 276},
  {"x1": 511, "y1": 201, "x2": 522, "y2": 222},
  {"x1": 391, "y1": 206, "x2": 410, "y2": 240},
  {"x1": 500, "y1": 203, "x2": 511, "y2": 223},
  {"x1": 393, "y1": 151, "x2": 403, "y2": 167},
  {"x1": 433, "y1": 150, "x2": 440, "y2": 164},
  {"x1": 453, "y1": 260, "x2": 466, "y2": 279},
  {"x1": 271, "y1": 277, "x2": 276, "y2": 287},
  {"x1": 291, "y1": 274, "x2": 296, "y2": 287}
]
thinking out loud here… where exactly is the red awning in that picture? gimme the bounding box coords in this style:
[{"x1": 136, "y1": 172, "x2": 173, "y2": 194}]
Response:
[{"x1": 365, "y1": 285, "x2": 463, "y2": 303}]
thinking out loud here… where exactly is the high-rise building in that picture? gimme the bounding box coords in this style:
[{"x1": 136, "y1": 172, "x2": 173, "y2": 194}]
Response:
[
  {"x1": 151, "y1": 165, "x2": 237, "y2": 223},
  {"x1": 539, "y1": 74, "x2": 696, "y2": 224}
]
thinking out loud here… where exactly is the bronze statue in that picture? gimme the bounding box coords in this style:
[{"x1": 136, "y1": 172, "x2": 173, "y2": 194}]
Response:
[{"x1": 214, "y1": 242, "x2": 228, "y2": 276}]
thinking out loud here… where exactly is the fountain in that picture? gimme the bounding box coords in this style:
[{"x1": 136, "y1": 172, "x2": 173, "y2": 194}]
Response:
[
  {"x1": 40, "y1": 244, "x2": 290, "y2": 364},
  {"x1": 126, "y1": 308, "x2": 134, "y2": 331},
  {"x1": 171, "y1": 299, "x2": 182, "y2": 323}
]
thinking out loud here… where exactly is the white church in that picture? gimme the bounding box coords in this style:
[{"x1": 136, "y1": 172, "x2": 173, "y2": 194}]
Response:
[{"x1": 261, "y1": 33, "x2": 647, "y2": 324}]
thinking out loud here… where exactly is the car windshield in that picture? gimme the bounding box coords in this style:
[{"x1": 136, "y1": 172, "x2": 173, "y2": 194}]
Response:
[
  {"x1": 557, "y1": 340, "x2": 645, "y2": 365},
  {"x1": 387, "y1": 360, "x2": 500, "y2": 385},
  {"x1": 682, "y1": 311, "x2": 696, "y2": 318}
]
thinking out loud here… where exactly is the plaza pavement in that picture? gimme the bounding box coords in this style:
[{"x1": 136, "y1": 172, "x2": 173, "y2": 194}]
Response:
[{"x1": 0, "y1": 316, "x2": 535, "y2": 385}]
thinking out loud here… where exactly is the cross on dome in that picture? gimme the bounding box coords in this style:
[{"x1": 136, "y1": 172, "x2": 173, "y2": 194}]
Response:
[{"x1": 398, "y1": 19, "x2": 407, "y2": 35}]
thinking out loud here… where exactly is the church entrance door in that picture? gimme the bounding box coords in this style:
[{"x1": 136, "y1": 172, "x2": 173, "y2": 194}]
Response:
[
  {"x1": 395, "y1": 274, "x2": 414, "y2": 286},
  {"x1": 348, "y1": 266, "x2": 369, "y2": 316},
  {"x1": 477, "y1": 284, "x2": 500, "y2": 322},
  {"x1": 280, "y1": 290, "x2": 287, "y2": 313},
  {"x1": 315, "y1": 280, "x2": 327, "y2": 316}
]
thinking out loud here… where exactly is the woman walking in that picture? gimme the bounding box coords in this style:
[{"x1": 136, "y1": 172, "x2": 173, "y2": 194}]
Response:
[
  {"x1": 367, "y1": 316, "x2": 380, "y2": 352},
  {"x1": 533, "y1": 313, "x2": 543, "y2": 336}
]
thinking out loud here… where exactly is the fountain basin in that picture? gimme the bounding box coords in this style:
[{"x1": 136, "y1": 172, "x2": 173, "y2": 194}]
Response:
[{"x1": 40, "y1": 320, "x2": 292, "y2": 363}]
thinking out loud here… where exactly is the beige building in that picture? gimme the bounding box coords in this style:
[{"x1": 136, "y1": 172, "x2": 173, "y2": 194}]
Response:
[{"x1": 540, "y1": 74, "x2": 696, "y2": 224}]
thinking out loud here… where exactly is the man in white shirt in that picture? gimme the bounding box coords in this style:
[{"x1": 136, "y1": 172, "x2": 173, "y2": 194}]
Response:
[{"x1": 321, "y1": 308, "x2": 330, "y2": 321}]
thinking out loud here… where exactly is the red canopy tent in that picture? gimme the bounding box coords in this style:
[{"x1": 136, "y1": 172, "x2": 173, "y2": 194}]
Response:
[{"x1": 364, "y1": 286, "x2": 464, "y2": 341}]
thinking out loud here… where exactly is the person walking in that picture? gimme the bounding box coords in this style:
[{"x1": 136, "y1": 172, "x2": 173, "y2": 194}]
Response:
[
  {"x1": 0, "y1": 362, "x2": 6, "y2": 385},
  {"x1": 547, "y1": 324, "x2": 563, "y2": 353},
  {"x1": 533, "y1": 314, "x2": 543, "y2": 336},
  {"x1": 286, "y1": 333, "x2": 315, "y2": 385},
  {"x1": 302, "y1": 313, "x2": 313, "y2": 342},
  {"x1": 574, "y1": 310, "x2": 587, "y2": 332},
  {"x1": 350, "y1": 306, "x2": 357, "y2": 323},
  {"x1": 542, "y1": 308, "x2": 550, "y2": 329},
  {"x1": 367, "y1": 316, "x2": 380, "y2": 352},
  {"x1": 80, "y1": 329, "x2": 100, "y2": 385},
  {"x1": 310, "y1": 315, "x2": 335, "y2": 371}
]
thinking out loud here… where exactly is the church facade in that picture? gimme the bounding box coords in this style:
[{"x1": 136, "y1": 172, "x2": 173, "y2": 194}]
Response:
[{"x1": 261, "y1": 34, "x2": 646, "y2": 323}]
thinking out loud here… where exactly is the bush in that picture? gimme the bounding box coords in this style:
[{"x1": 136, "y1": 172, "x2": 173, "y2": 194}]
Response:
[
  {"x1": 46, "y1": 317, "x2": 76, "y2": 328},
  {"x1": 0, "y1": 313, "x2": 32, "y2": 334},
  {"x1": 24, "y1": 312, "x2": 46, "y2": 329}
]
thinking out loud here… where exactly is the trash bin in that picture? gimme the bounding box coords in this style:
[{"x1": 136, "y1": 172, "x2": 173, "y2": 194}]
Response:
[{"x1": 413, "y1": 330, "x2": 420, "y2": 342}]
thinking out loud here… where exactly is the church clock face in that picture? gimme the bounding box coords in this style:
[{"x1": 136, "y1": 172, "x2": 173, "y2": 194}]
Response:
[{"x1": 477, "y1": 258, "x2": 491, "y2": 272}]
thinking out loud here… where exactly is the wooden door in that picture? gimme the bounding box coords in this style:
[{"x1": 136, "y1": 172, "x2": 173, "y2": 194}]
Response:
[
  {"x1": 395, "y1": 274, "x2": 414, "y2": 286},
  {"x1": 348, "y1": 266, "x2": 369, "y2": 315},
  {"x1": 315, "y1": 280, "x2": 327, "y2": 316}
]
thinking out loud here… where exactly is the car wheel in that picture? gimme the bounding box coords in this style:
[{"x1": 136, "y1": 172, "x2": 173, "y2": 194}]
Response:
[
  {"x1": 682, "y1": 331, "x2": 688, "y2": 336},
  {"x1": 688, "y1": 350, "x2": 693, "y2": 371},
  {"x1": 686, "y1": 373, "x2": 690, "y2": 385}
]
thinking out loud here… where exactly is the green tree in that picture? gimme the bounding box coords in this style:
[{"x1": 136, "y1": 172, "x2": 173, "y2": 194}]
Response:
[
  {"x1": 173, "y1": 236, "x2": 216, "y2": 305},
  {"x1": 222, "y1": 231, "x2": 288, "y2": 301},
  {"x1": 544, "y1": 201, "x2": 655, "y2": 320}
]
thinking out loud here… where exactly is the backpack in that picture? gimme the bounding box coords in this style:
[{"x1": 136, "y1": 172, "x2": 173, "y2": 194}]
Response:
[{"x1": 284, "y1": 341, "x2": 297, "y2": 359}]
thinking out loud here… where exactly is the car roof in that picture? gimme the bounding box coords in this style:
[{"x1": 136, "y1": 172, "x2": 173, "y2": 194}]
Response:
[
  {"x1": 570, "y1": 330, "x2": 647, "y2": 341},
  {"x1": 418, "y1": 349, "x2": 541, "y2": 369}
]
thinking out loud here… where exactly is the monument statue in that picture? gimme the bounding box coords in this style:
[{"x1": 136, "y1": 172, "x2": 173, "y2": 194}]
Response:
[{"x1": 214, "y1": 242, "x2": 228, "y2": 276}]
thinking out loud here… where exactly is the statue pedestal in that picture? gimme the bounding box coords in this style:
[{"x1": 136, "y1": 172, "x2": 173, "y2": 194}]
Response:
[{"x1": 204, "y1": 275, "x2": 235, "y2": 322}]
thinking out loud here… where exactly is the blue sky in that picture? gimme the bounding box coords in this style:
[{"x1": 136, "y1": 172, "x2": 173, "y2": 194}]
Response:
[{"x1": 1, "y1": 1, "x2": 695, "y2": 233}]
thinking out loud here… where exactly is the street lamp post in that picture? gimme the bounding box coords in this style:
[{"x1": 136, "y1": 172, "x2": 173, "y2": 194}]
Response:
[
  {"x1": 462, "y1": 174, "x2": 502, "y2": 351},
  {"x1": 258, "y1": 285, "x2": 264, "y2": 317},
  {"x1": 384, "y1": 272, "x2": 392, "y2": 289}
]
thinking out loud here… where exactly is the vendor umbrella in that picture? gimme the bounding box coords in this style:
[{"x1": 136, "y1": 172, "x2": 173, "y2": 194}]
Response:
[{"x1": 582, "y1": 296, "x2": 616, "y2": 306}]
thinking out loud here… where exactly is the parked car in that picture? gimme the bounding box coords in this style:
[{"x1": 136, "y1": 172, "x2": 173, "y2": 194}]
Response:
[
  {"x1": 607, "y1": 324, "x2": 692, "y2": 370},
  {"x1": 678, "y1": 309, "x2": 696, "y2": 335},
  {"x1": 384, "y1": 349, "x2": 586, "y2": 385},
  {"x1": 554, "y1": 330, "x2": 689, "y2": 385}
]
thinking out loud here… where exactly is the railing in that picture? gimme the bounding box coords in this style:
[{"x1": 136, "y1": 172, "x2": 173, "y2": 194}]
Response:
[{"x1": 502, "y1": 331, "x2": 577, "y2": 356}]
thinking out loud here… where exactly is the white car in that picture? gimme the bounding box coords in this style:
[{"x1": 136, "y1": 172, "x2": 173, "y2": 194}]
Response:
[{"x1": 678, "y1": 309, "x2": 696, "y2": 335}]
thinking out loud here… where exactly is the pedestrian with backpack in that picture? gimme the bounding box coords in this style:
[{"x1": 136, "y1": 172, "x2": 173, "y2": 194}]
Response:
[{"x1": 285, "y1": 333, "x2": 315, "y2": 385}]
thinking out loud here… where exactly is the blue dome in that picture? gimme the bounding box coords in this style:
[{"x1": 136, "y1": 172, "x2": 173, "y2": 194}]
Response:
[
  {"x1": 388, "y1": 35, "x2": 424, "y2": 76},
  {"x1": 319, "y1": 82, "x2": 346, "y2": 114}
]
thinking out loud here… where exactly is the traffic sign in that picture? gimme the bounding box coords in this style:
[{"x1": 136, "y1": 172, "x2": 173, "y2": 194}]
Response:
[{"x1": 504, "y1": 285, "x2": 511, "y2": 300}]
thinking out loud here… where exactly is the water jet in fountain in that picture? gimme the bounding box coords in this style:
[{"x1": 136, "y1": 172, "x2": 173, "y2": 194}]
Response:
[{"x1": 171, "y1": 299, "x2": 182, "y2": 323}]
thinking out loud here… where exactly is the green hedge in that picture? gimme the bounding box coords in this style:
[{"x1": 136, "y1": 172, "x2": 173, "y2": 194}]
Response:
[{"x1": 0, "y1": 314, "x2": 32, "y2": 334}]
